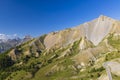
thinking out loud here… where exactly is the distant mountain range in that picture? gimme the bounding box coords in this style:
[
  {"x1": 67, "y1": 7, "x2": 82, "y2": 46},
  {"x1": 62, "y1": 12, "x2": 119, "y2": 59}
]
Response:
[
  {"x1": 0, "y1": 34, "x2": 32, "y2": 53},
  {"x1": 0, "y1": 15, "x2": 120, "y2": 80}
]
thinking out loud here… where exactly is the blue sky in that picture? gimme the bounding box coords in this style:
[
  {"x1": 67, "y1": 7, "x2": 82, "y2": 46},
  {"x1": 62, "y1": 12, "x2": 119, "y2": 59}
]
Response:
[{"x1": 0, "y1": 0, "x2": 120, "y2": 37}]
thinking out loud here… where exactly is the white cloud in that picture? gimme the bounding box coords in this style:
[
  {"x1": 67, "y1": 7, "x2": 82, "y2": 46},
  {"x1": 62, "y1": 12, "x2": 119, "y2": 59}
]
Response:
[
  {"x1": 0, "y1": 34, "x2": 8, "y2": 40},
  {"x1": 0, "y1": 33, "x2": 18, "y2": 41}
]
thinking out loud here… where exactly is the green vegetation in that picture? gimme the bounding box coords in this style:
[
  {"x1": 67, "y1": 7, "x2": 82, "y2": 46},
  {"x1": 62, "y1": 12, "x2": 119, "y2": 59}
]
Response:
[
  {"x1": 6, "y1": 70, "x2": 32, "y2": 80},
  {"x1": 0, "y1": 32, "x2": 120, "y2": 80},
  {"x1": 0, "y1": 49, "x2": 14, "y2": 80},
  {"x1": 108, "y1": 33, "x2": 120, "y2": 50},
  {"x1": 112, "y1": 74, "x2": 120, "y2": 80},
  {"x1": 0, "y1": 54, "x2": 13, "y2": 68},
  {"x1": 105, "y1": 51, "x2": 120, "y2": 61},
  {"x1": 70, "y1": 39, "x2": 81, "y2": 55}
]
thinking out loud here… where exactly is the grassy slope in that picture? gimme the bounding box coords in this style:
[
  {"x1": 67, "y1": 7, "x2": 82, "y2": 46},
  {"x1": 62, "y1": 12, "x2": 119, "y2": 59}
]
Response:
[{"x1": 0, "y1": 33, "x2": 120, "y2": 80}]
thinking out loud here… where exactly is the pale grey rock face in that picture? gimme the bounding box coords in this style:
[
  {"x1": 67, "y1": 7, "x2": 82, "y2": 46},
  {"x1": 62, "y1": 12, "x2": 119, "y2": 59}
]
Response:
[
  {"x1": 83, "y1": 15, "x2": 115, "y2": 45},
  {"x1": 44, "y1": 15, "x2": 119, "y2": 49},
  {"x1": 44, "y1": 29, "x2": 83, "y2": 49},
  {"x1": 105, "y1": 61, "x2": 120, "y2": 76}
]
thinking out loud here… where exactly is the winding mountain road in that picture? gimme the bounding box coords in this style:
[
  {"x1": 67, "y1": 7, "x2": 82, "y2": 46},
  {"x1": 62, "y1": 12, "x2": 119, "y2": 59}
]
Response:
[{"x1": 103, "y1": 62, "x2": 112, "y2": 80}]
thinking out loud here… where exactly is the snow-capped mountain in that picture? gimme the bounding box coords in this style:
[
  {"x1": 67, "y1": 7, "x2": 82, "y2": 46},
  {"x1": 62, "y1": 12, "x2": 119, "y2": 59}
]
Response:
[
  {"x1": 0, "y1": 34, "x2": 32, "y2": 53},
  {"x1": 0, "y1": 34, "x2": 19, "y2": 43},
  {"x1": 0, "y1": 34, "x2": 9, "y2": 43}
]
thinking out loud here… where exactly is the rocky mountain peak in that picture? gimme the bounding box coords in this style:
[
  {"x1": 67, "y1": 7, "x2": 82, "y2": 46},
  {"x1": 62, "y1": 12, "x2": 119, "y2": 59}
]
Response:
[
  {"x1": 98, "y1": 15, "x2": 115, "y2": 21},
  {"x1": 44, "y1": 15, "x2": 119, "y2": 49},
  {"x1": 0, "y1": 15, "x2": 120, "y2": 80},
  {"x1": 82, "y1": 15, "x2": 117, "y2": 45}
]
